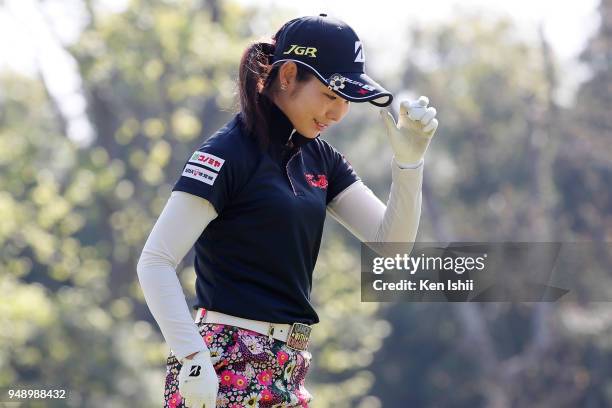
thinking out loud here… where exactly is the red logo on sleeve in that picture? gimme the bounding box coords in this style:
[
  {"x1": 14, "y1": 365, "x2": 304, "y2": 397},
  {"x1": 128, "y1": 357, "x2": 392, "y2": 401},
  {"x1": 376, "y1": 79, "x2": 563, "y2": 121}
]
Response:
[{"x1": 305, "y1": 174, "x2": 328, "y2": 189}]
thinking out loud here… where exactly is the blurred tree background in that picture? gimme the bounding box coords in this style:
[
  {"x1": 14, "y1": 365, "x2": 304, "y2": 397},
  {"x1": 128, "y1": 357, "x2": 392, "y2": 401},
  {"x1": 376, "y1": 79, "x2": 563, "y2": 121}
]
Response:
[{"x1": 0, "y1": 0, "x2": 610, "y2": 407}]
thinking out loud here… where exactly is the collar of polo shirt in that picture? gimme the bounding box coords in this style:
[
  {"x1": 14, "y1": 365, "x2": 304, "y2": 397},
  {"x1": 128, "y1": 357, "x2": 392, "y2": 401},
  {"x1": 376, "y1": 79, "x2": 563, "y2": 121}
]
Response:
[{"x1": 268, "y1": 102, "x2": 317, "y2": 149}]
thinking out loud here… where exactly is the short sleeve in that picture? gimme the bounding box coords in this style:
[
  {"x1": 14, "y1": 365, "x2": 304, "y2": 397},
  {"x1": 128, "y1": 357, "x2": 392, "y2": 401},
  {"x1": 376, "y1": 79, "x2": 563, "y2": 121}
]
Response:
[
  {"x1": 326, "y1": 150, "x2": 360, "y2": 205},
  {"x1": 173, "y1": 124, "x2": 245, "y2": 213}
]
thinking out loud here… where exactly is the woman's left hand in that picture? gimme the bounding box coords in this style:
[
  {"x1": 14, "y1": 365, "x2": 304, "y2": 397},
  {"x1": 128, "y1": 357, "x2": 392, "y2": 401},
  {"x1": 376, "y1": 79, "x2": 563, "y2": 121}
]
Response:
[{"x1": 380, "y1": 96, "x2": 439, "y2": 165}]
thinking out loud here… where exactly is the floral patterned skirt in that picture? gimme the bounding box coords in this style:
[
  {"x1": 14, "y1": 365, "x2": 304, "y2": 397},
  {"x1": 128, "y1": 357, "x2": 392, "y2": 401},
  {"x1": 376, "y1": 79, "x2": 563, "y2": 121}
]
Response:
[{"x1": 163, "y1": 320, "x2": 313, "y2": 407}]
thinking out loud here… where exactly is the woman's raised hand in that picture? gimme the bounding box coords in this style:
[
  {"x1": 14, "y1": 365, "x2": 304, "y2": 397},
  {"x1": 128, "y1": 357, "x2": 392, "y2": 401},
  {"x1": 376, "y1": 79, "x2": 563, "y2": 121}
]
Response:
[{"x1": 380, "y1": 96, "x2": 439, "y2": 165}]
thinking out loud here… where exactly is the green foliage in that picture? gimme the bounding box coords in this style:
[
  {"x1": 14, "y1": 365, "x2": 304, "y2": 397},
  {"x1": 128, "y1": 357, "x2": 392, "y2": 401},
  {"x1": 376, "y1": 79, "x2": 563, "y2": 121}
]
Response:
[
  {"x1": 0, "y1": 68, "x2": 163, "y2": 407},
  {"x1": 0, "y1": 0, "x2": 257, "y2": 405}
]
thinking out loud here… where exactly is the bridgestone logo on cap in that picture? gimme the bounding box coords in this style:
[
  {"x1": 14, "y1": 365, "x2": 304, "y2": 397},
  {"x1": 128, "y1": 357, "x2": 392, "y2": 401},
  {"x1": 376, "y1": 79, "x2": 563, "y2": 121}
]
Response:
[{"x1": 354, "y1": 41, "x2": 365, "y2": 63}]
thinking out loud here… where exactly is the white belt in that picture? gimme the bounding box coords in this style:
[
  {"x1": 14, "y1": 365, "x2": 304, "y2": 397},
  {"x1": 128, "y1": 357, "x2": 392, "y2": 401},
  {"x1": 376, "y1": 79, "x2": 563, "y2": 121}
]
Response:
[{"x1": 196, "y1": 309, "x2": 292, "y2": 343}]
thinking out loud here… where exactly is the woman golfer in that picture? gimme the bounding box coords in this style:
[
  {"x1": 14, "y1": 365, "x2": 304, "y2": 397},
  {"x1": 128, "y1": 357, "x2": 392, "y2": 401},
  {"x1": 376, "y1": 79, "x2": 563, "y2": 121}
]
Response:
[{"x1": 138, "y1": 13, "x2": 438, "y2": 408}]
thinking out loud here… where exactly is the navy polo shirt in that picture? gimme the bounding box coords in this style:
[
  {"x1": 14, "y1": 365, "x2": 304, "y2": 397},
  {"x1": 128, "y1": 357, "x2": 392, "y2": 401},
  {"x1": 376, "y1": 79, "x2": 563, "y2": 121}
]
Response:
[{"x1": 173, "y1": 103, "x2": 359, "y2": 325}]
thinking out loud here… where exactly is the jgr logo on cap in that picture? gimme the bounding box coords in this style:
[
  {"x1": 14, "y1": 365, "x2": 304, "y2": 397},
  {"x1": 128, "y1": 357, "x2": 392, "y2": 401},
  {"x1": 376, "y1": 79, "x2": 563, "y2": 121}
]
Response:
[{"x1": 283, "y1": 44, "x2": 317, "y2": 58}]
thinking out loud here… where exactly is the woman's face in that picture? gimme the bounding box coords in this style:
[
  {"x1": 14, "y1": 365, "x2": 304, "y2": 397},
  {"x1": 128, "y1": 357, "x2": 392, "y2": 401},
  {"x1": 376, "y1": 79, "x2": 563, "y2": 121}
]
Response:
[{"x1": 273, "y1": 63, "x2": 351, "y2": 139}]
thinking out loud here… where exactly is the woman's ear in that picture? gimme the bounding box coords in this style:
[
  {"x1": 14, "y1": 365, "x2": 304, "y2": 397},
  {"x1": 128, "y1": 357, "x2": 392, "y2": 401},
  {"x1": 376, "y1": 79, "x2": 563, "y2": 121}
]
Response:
[{"x1": 278, "y1": 61, "x2": 298, "y2": 89}]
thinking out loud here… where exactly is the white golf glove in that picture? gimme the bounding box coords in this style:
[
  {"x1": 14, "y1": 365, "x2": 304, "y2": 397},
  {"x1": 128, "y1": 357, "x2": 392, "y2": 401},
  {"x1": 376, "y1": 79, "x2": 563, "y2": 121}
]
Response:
[
  {"x1": 178, "y1": 349, "x2": 219, "y2": 408},
  {"x1": 380, "y1": 96, "x2": 439, "y2": 165}
]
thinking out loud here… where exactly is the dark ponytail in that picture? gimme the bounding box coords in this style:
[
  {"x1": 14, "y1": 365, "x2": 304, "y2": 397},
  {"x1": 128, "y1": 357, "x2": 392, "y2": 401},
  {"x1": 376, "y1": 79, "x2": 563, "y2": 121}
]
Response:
[
  {"x1": 237, "y1": 29, "x2": 314, "y2": 148},
  {"x1": 237, "y1": 40, "x2": 276, "y2": 147}
]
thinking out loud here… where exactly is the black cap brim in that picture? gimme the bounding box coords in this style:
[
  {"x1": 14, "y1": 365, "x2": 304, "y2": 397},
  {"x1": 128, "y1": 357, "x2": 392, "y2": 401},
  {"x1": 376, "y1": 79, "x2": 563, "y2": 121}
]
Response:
[
  {"x1": 272, "y1": 59, "x2": 393, "y2": 107},
  {"x1": 322, "y1": 71, "x2": 393, "y2": 107}
]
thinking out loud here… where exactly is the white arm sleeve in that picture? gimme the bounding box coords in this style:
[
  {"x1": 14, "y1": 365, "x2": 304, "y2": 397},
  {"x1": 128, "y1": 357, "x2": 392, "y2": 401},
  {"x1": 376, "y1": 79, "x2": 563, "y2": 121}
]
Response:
[
  {"x1": 327, "y1": 158, "x2": 423, "y2": 243},
  {"x1": 136, "y1": 191, "x2": 218, "y2": 360}
]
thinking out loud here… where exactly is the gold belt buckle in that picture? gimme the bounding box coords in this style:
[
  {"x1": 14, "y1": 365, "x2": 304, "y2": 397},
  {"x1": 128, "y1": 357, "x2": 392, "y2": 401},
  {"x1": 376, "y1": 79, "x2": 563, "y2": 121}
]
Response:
[{"x1": 286, "y1": 323, "x2": 311, "y2": 351}]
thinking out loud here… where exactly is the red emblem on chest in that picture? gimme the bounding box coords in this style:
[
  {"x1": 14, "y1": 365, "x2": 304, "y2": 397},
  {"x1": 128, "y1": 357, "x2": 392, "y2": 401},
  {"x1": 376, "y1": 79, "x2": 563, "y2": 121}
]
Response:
[{"x1": 305, "y1": 174, "x2": 328, "y2": 189}]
